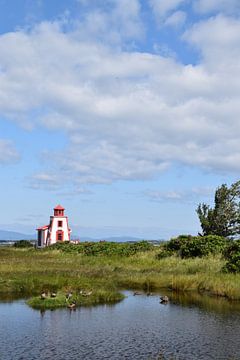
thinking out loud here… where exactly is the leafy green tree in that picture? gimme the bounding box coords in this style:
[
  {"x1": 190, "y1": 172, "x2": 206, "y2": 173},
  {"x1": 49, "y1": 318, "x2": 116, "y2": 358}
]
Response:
[{"x1": 196, "y1": 181, "x2": 240, "y2": 237}]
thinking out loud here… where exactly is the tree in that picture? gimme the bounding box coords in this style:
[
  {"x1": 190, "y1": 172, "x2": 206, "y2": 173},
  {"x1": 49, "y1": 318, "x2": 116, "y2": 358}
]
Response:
[{"x1": 196, "y1": 180, "x2": 240, "y2": 237}]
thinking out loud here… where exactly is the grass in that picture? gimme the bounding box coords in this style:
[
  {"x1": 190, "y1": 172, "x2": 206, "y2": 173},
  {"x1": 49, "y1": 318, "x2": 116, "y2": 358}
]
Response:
[
  {"x1": 1, "y1": 245, "x2": 240, "y2": 310},
  {"x1": 27, "y1": 289, "x2": 125, "y2": 310}
]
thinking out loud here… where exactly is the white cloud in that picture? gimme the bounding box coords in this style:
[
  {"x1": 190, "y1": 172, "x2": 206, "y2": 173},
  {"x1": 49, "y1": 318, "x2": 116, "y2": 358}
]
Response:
[
  {"x1": 145, "y1": 187, "x2": 213, "y2": 203},
  {"x1": 164, "y1": 10, "x2": 187, "y2": 27},
  {"x1": 194, "y1": 0, "x2": 240, "y2": 15},
  {"x1": 0, "y1": 139, "x2": 20, "y2": 164},
  {"x1": 149, "y1": 0, "x2": 187, "y2": 20},
  {"x1": 183, "y1": 15, "x2": 240, "y2": 67},
  {"x1": 29, "y1": 173, "x2": 60, "y2": 190},
  {"x1": 74, "y1": 0, "x2": 144, "y2": 45},
  {"x1": 0, "y1": 14, "x2": 240, "y2": 189}
]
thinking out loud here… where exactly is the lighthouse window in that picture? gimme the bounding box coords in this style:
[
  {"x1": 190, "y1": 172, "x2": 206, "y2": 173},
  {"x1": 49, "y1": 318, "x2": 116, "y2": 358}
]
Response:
[{"x1": 58, "y1": 221, "x2": 63, "y2": 227}]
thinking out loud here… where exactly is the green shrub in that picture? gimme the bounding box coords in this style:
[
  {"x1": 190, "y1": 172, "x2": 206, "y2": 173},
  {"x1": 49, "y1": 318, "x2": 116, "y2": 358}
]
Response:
[
  {"x1": 166, "y1": 235, "x2": 192, "y2": 252},
  {"x1": 160, "y1": 235, "x2": 228, "y2": 259},
  {"x1": 180, "y1": 235, "x2": 228, "y2": 258},
  {"x1": 14, "y1": 240, "x2": 34, "y2": 248},
  {"x1": 155, "y1": 248, "x2": 174, "y2": 259},
  {"x1": 46, "y1": 240, "x2": 153, "y2": 256},
  {"x1": 223, "y1": 240, "x2": 240, "y2": 273}
]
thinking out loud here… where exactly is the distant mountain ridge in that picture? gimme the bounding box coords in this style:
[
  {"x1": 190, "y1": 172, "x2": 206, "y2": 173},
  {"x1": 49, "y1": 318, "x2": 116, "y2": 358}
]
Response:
[
  {"x1": 0, "y1": 229, "x2": 162, "y2": 242},
  {"x1": 77, "y1": 236, "x2": 143, "y2": 242},
  {"x1": 0, "y1": 230, "x2": 35, "y2": 241}
]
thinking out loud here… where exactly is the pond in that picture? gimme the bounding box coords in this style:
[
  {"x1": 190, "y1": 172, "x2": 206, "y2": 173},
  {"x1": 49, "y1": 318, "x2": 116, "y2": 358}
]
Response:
[{"x1": 1, "y1": 291, "x2": 240, "y2": 359}]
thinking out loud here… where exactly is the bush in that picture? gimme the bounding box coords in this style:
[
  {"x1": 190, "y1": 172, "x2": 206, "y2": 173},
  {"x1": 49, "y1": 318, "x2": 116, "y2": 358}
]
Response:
[
  {"x1": 14, "y1": 240, "x2": 34, "y2": 248},
  {"x1": 223, "y1": 240, "x2": 240, "y2": 273},
  {"x1": 155, "y1": 248, "x2": 174, "y2": 259},
  {"x1": 158, "y1": 235, "x2": 228, "y2": 259},
  {"x1": 46, "y1": 240, "x2": 153, "y2": 256},
  {"x1": 180, "y1": 235, "x2": 228, "y2": 258}
]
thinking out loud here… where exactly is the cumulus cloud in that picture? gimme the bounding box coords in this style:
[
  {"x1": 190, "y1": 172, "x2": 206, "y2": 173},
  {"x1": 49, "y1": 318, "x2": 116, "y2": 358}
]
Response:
[
  {"x1": 149, "y1": 0, "x2": 187, "y2": 20},
  {"x1": 0, "y1": 10, "x2": 240, "y2": 189},
  {"x1": 29, "y1": 173, "x2": 60, "y2": 190},
  {"x1": 164, "y1": 11, "x2": 187, "y2": 27},
  {"x1": 145, "y1": 187, "x2": 213, "y2": 203},
  {"x1": 183, "y1": 15, "x2": 240, "y2": 66},
  {"x1": 194, "y1": 0, "x2": 240, "y2": 15},
  {"x1": 74, "y1": 0, "x2": 144, "y2": 45},
  {"x1": 0, "y1": 139, "x2": 20, "y2": 164}
]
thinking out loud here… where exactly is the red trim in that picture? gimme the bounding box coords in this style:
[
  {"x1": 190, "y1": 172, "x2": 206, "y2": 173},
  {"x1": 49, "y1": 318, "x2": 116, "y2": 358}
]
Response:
[
  {"x1": 54, "y1": 204, "x2": 65, "y2": 210},
  {"x1": 54, "y1": 205, "x2": 65, "y2": 217},
  {"x1": 36, "y1": 225, "x2": 49, "y2": 230}
]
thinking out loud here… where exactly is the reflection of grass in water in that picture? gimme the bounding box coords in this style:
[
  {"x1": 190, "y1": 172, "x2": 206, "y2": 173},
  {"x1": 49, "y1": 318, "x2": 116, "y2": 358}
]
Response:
[
  {"x1": 1, "y1": 246, "x2": 240, "y2": 310},
  {"x1": 170, "y1": 291, "x2": 240, "y2": 315}
]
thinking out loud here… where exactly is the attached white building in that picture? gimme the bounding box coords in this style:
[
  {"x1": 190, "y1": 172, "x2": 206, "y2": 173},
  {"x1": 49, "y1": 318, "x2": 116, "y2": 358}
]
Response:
[{"x1": 37, "y1": 205, "x2": 71, "y2": 247}]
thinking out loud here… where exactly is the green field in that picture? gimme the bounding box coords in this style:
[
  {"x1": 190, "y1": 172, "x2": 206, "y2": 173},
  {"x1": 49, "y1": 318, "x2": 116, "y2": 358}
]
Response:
[{"x1": 1, "y1": 243, "x2": 240, "y2": 309}]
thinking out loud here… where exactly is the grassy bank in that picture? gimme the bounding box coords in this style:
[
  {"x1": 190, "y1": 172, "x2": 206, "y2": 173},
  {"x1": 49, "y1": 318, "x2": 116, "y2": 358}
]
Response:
[
  {"x1": 1, "y1": 245, "x2": 240, "y2": 309},
  {"x1": 27, "y1": 289, "x2": 125, "y2": 310}
]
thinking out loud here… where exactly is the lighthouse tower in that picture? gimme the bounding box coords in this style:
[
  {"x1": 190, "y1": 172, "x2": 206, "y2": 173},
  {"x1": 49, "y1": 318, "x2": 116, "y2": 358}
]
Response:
[{"x1": 37, "y1": 205, "x2": 71, "y2": 247}]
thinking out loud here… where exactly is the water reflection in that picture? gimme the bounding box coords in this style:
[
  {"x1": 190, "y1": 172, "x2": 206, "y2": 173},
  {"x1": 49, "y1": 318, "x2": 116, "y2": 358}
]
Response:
[
  {"x1": 1, "y1": 292, "x2": 240, "y2": 359},
  {"x1": 169, "y1": 291, "x2": 240, "y2": 315}
]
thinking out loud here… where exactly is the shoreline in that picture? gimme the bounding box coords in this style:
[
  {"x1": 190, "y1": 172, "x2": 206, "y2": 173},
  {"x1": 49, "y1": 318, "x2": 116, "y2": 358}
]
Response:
[{"x1": 1, "y1": 245, "x2": 240, "y2": 310}]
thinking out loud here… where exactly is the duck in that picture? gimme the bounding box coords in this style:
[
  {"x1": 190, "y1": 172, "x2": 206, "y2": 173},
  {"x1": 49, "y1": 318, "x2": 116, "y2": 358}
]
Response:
[
  {"x1": 50, "y1": 292, "x2": 57, "y2": 298},
  {"x1": 160, "y1": 295, "x2": 169, "y2": 304},
  {"x1": 133, "y1": 291, "x2": 142, "y2": 296},
  {"x1": 66, "y1": 292, "x2": 73, "y2": 300},
  {"x1": 67, "y1": 301, "x2": 76, "y2": 309},
  {"x1": 40, "y1": 292, "x2": 47, "y2": 300}
]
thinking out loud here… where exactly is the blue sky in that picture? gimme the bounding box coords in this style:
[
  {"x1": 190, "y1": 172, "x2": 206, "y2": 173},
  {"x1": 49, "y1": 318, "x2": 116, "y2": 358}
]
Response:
[{"x1": 0, "y1": 0, "x2": 240, "y2": 239}]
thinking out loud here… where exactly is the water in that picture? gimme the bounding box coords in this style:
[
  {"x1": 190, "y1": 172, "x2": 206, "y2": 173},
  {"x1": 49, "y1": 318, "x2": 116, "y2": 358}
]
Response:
[{"x1": 1, "y1": 292, "x2": 240, "y2": 360}]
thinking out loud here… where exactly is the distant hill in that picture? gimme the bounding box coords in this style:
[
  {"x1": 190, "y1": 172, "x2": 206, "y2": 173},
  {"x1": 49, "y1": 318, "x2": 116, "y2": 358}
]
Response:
[
  {"x1": 0, "y1": 230, "x2": 163, "y2": 243},
  {"x1": 0, "y1": 230, "x2": 35, "y2": 241},
  {"x1": 77, "y1": 236, "x2": 143, "y2": 242}
]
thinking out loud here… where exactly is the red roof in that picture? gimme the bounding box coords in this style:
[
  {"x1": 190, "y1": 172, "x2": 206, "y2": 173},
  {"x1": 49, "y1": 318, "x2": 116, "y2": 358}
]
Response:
[
  {"x1": 54, "y1": 204, "x2": 65, "y2": 210},
  {"x1": 37, "y1": 225, "x2": 49, "y2": 230}
]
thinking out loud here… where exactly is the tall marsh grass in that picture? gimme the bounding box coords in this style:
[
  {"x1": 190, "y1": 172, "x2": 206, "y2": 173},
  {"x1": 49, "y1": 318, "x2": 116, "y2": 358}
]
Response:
[{"x1": 0, "y1": 246, "x2": 240, "y2": 304}]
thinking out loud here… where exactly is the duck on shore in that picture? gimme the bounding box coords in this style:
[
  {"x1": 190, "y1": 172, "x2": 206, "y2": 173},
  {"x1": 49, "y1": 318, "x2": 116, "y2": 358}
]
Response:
[
  {"x1": 66, "y1": 292, "x2": 73, "y2": 300},
  {"x1": 40, "y1": 292, "x2": 47, "y2": 300},
  {"x1": 67, "y1": 301, "x2": 76, "y2": 309}
]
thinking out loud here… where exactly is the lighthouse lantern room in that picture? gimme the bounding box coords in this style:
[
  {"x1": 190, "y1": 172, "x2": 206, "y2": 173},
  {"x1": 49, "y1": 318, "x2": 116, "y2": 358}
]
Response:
[{"x1": 37, "y1": 205, "x2": 71, "y2": 247}]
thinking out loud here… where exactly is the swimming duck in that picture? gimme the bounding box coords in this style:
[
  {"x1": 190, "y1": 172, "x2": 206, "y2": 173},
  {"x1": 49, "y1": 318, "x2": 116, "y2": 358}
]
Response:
[{"x1": 160, "y1": 295, "x2": 169, "y2": 304}]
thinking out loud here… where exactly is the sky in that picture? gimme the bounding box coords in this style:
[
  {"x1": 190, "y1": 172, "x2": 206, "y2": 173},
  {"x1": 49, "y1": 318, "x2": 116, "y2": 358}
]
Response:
[{"x1": 0, "y1": 0, "x2": 240, "y2": 239}]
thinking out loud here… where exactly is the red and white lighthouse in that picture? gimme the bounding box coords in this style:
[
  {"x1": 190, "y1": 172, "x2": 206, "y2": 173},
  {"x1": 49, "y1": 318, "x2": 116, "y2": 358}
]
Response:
[{"x1": 37, "y1": 205, "x2": 71, "y2": 247}]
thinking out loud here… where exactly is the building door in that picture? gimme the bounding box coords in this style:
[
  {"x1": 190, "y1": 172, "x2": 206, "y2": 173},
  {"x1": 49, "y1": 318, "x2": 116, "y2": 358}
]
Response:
[
  {"x1": 38, "y1": 230, "x2": 42, "y2": 247},
  {"x1": 56, "y1": 230, "x2": 64, "y2": 241}
]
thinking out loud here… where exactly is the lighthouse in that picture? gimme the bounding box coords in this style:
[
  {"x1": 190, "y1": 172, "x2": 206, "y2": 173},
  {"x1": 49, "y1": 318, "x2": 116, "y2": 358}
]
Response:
[{"x1": 37, "y1": 205, "x2": 71, "y2": 247}]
